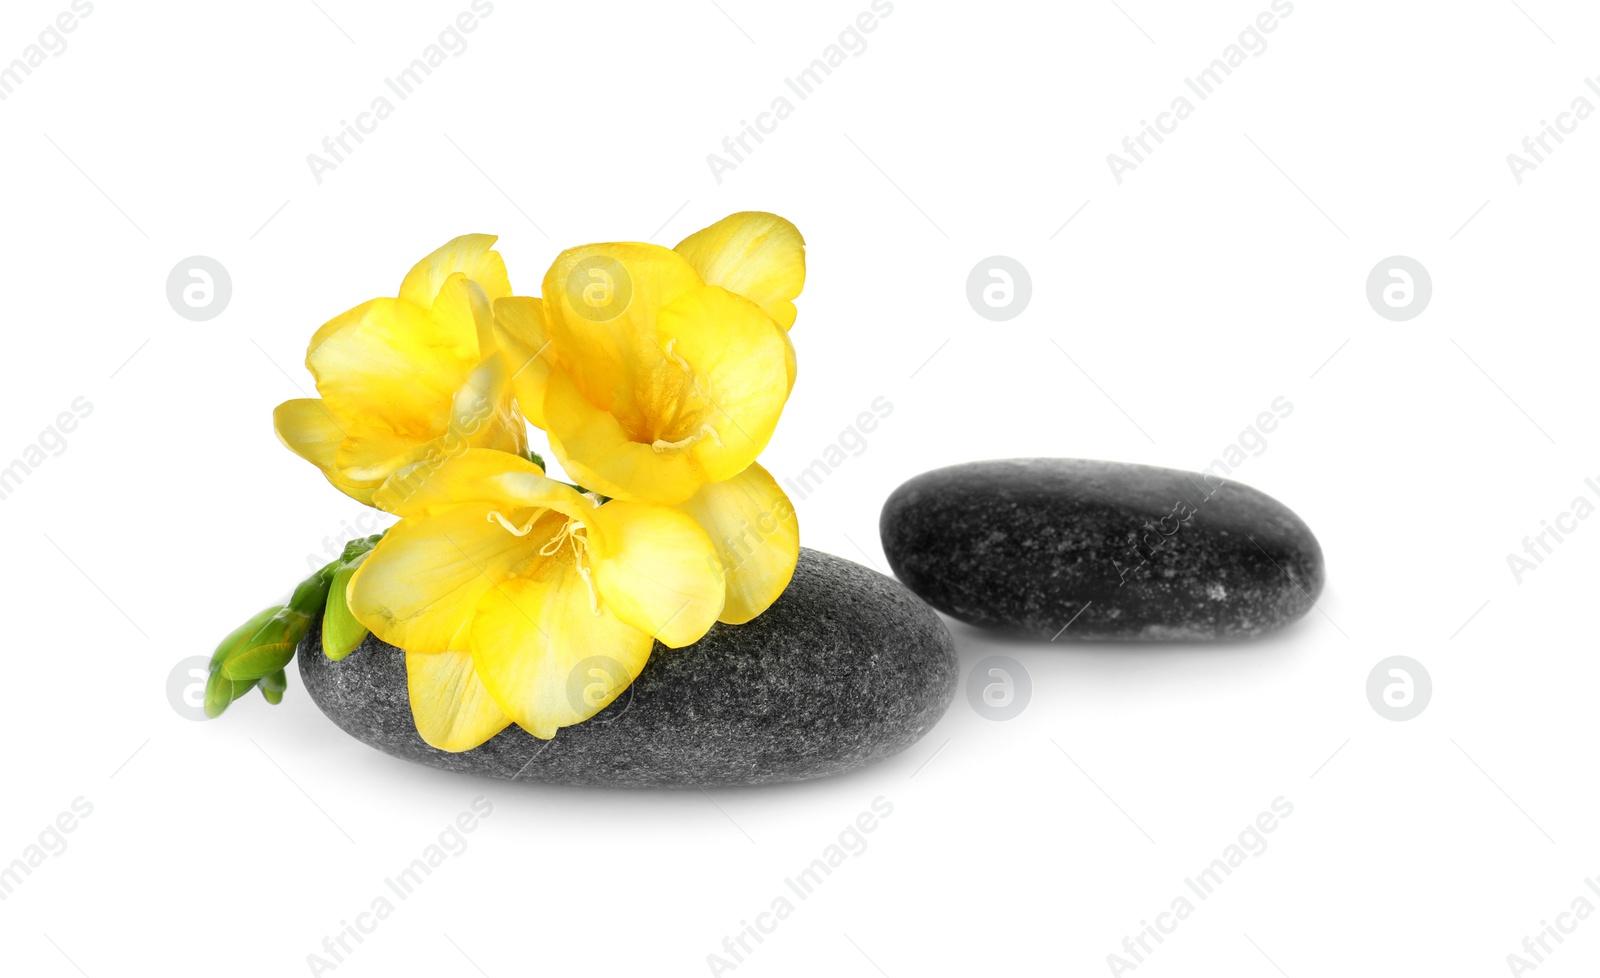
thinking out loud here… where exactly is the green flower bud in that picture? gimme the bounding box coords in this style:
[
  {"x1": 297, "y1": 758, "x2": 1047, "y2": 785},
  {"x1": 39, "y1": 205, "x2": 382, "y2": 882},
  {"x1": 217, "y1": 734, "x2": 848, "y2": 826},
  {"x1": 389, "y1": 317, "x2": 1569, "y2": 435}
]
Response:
[
  {"x1": 220, "y1": 560, "x2": 337, "y2": 682},
  {"x1": 340, "y1": 533, "x2": 383, "y2": 563},
  {"x1": 259, "y1": 669, "x2": 287, "y2": 705},
  {"x1": 221, "y1": 609, "x2": 312, "y2": 682},
  {"x1": 286, "y1": 563, "x2": 335, "y2": 619},
  {"x1": 205, "y1": 606, "x2": 280, "y2": 719},
  {"x1": 322, "y1": 551, "x2": 371, "y2": 662},
  {"x1": 204, "y1": 670, "x2": 258, "y2": 718},
  {"x1": 201, "y1": 531, "x2": 387, "y2": 718}
]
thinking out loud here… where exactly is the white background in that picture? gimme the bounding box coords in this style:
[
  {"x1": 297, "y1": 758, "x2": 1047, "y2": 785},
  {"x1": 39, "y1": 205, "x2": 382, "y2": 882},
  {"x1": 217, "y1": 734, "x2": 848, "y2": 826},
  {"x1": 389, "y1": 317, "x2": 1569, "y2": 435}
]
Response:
[{"x1": 2, "y1": 1, "x2": 1597, "y2": 975}]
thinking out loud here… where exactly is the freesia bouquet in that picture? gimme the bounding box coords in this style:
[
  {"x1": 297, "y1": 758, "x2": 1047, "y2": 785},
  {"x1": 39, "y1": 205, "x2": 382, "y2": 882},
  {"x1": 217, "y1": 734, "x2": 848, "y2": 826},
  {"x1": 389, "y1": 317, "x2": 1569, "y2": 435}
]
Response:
[{"x1": 207, "y1": 213, "x2": 805, "y2": 750}]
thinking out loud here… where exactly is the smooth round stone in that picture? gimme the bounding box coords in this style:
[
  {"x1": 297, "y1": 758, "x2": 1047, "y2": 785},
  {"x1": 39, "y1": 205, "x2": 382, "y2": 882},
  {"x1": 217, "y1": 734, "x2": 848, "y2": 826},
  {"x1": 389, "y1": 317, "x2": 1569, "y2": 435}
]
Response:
[
  {"x1": 298, "y1": 549, "x2": 956, "y2": 787},
  {"x1": 880, "y1": 458, "x2": 1324, "y2": 641}
]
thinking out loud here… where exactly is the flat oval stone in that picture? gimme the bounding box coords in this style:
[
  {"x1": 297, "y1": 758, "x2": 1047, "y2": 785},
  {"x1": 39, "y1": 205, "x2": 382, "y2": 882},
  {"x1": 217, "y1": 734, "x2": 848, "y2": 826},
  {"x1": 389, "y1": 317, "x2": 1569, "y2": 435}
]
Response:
[
  {"x1": 298, "y1": 549, "x2": 956, "y2": 787},
  {"x1": 880, "y1": 458, "x2": 1324, "y2": 641}
]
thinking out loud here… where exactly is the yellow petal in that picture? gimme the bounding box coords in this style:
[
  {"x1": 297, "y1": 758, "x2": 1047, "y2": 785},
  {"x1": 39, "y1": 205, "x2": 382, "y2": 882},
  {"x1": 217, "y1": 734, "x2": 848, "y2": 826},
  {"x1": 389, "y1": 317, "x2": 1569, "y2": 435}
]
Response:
[
  {"x1": 656, "y1": 286, "x2": 792, "y2": 483},
  {"x1": 273, "y1": 398, "x2": 380, "y2": 503},
  {"x1": 334, "y1": 420, "x2": 419, "y2": 482},
  {"x1": 470, "y1": 551, "x2": 654, "y2": 739},
  {"x1": 676, "y1": 463, "x2": 798, "y2": 624},
  {"x1": 674, "y1": 212, "x2": 806, "y2": 329},
  {"x1": 373, "y1": 448, "x2": 578, "y2": 520},
  {"x1": 430, "y1": 271, "x2": 497, "y2": 361},
  {"x1": 543, "y1": 370, "x2": 707, "y2": 505},
  {"x1": 492, "y1": 296, "x2": 553, "y2": 430},
  {"x1": 406, "y1": 649, "x2": 512, "y2": 751},
  {"x1": 332, "y1": 356, "x2": 524, "y2": 501},
  {"x1": 541, "y1": 285, "x2": 792, "y2": 503},
  {"x1": 398, "y1": 234, "x2": 512, "y2": 312},
  {"x1": 587, "y1": 501, "x2": 724, "y2": 647},
  {"x1": 349, "y1": 502, "x2": 554, "y2": 654},
  {"x1": 331, "y1": 362, "x2": 523, "y2": 489},
  {"x1": 447, "y1": 352, "x2": 528, "y2": 457},
  {"x1": 273, "y1": 398, "x2": 346, "y2": 472},
  {"x1": 535, "y1": 242, "x2": 794, "y2": 503},
  {"x1": 779, "y1": 323, "x2": 797, "y2": 393},
  {"x1": 539, "y1": 242, "x2": 702, "y2": 406},
  {"x1": 306, "y1": 298, "x2": 477, "y2": 437}
]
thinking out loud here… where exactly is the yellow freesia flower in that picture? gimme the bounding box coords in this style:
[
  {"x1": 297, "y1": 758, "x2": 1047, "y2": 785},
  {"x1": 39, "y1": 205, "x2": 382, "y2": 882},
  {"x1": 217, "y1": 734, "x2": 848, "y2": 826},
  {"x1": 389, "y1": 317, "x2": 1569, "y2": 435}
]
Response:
[
  {"x1": 493, "y1": 211, "x2": 805, "y2": 624},
  {"x1": 273, "y1": 235, "x2": 528, "y2": 505},
  {"x1": 347, "y1": 449, "x2": 726, "y2": 749}
]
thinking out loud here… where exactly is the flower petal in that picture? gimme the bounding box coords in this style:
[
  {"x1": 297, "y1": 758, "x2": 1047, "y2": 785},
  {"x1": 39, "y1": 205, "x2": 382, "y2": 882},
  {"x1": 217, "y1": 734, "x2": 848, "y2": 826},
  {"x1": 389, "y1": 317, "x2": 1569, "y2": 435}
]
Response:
[
  {"x1": 447, "y1": 352, "x2": 528, "y2": 458},
  {"x1": 587, "y1": 501, "x2": 724, "y2": 647},
  {"x1": 273, "y1": 398, "x2": 380, "y2": 502},
  {"x1": 406, "y1": 649, "x2": 513, "y2": 751},
  {"x1": 779, "y1": 323, "x2": 797, "y2": 393},
  {"x1": 656, "y1": 286, "x2": 792, "y2": 483},
  {"x1": 430, "y1": 271, "x2": 497, "y2": 361},
  {"x1": 331, "y1": 352, "x2": 525, "y2": 488},
  {"x1": 674, "y1": 212, "x2": 805, "y2": 330},
  {"x1": 349, "y1": 502, "x2": 552, "y2": 654},
  {"x1": 538, "y1": 241, "x2": 703, "y2": 408},
  {"x1": 543, "y1": 370, "x2": 707, "y2": 505},
  {"x1": 675, "y1": 463, "x2": 798, "y2": 624},
  {"x1": 398, "y1": 234, "x2": 511, "y2": 311},
  {"x1": 373, "y1": 448, "x2": 580, "y2": 520},
  {"x1": 470, "y1": 552, "x2": 653, "y2": 739},
  {"x1": 542, "y1": 281, "x2": 792, "y2": 502},
  {"x1": 492, "y1": 296, "x2": 554, "y2": 430},
  {"x1": 307, "y1": 298, "x2": 478, "y2": 437},
  {"x1": 273, "y1": 398, "x2": 346, "y2": 473},
  {"x1": 334, "y1": 420, "x2": 420, "y2": 482}
]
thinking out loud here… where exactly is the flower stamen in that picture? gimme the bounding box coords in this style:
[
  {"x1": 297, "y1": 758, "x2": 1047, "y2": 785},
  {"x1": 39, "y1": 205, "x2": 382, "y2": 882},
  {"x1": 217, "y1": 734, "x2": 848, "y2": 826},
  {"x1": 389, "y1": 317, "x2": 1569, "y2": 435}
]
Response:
[
  {"x1": 573, "y1": 553, "x2": 600, "y2": 616},
  {"x1": 535, "y1": 518, "x2": 602, "y2": 615},
  {"x1": 487, "y1": 510, "x2": 539, "y2": 536},
  {"x1": 664, "y1": 338, "x2": 692, "y2": 375},
  {"x1": 655, "y1": 338, "x2": 719, "y2": 447},
  {"x1": 651, "y1": 423, "x2": 721, "y2": 454}
]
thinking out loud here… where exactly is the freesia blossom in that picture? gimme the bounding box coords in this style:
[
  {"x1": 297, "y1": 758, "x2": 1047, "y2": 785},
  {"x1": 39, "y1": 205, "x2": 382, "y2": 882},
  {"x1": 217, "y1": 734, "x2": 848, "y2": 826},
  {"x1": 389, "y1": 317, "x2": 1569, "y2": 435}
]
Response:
[
  {"x1": 273, "y1": 235, "x2": 527, "y2": 505},
  {"x1": 493, "y1": 212, "x2": 805, "y2": 624},
  {"x1": 347, "y1": 449, "x2": 725, "y2": 748}
]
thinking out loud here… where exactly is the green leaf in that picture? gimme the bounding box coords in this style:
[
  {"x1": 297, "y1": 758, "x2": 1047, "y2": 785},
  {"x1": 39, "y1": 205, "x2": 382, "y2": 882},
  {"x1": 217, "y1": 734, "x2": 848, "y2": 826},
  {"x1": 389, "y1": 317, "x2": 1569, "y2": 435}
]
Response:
[{"x1": 322, "y1": 552, "x2": 371, "y2": 661}]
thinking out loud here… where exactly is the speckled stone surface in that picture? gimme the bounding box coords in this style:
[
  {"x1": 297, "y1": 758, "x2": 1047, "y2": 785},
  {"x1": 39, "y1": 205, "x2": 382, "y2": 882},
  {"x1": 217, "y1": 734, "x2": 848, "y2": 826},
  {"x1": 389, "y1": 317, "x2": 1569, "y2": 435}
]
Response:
[
  {"x1": 880, "y1": 458, "x2": 1324, "y2": 641},
  {"x1": 298, "y1": 549, "x2": 957, "y2": 787}
]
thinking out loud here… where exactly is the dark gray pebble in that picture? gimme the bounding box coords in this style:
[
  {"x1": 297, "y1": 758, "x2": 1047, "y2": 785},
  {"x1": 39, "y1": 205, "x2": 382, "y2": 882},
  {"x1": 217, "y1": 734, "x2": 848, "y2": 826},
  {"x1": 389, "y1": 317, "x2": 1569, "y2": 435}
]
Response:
[
  {"x1": 880, "y1": 458, "x2": 1324, "y2": 641},
  {"x1": 298, "y1": 548, "x2": 957, "y2": 787}
]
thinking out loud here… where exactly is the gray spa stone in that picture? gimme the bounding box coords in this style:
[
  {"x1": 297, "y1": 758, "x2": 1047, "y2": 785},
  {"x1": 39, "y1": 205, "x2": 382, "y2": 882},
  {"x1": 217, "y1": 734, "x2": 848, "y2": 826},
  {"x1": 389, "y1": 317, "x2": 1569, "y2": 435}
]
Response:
[
  {"x1": 880, "y1": 458, "x2": 1324, "y2": 641},
  {"x1": 298, "y1": 548, "x2": 956, "y2": 787}
]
